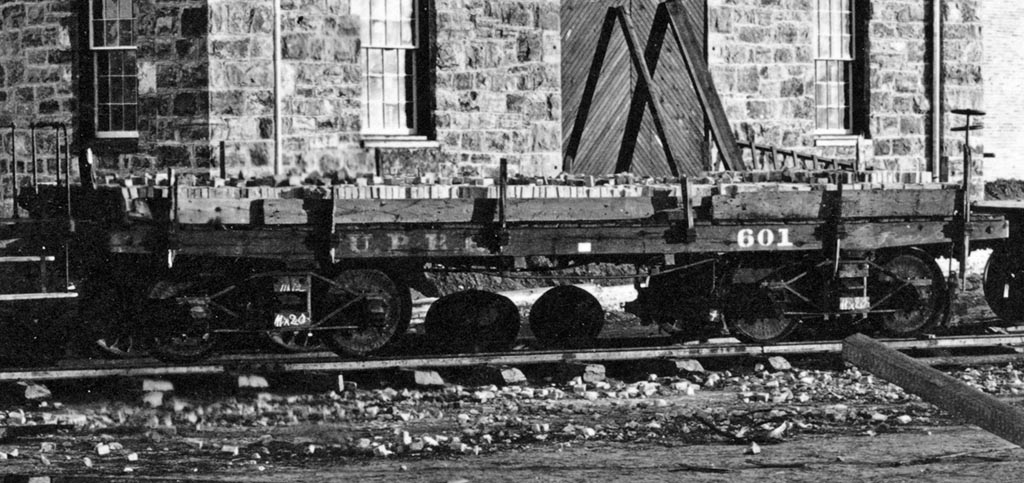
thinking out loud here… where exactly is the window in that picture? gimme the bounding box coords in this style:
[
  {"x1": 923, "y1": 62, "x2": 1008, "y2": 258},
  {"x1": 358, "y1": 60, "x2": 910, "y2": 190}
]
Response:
[
  {"x1": 355, "y1": 0, "x2": 421, "y2": 136},
  {"x1": 814, "y1": 0, "x2": 853, "y2": 134},
  {"x1": 89, "y1": 0, "x2": 138, "y2": 138}
]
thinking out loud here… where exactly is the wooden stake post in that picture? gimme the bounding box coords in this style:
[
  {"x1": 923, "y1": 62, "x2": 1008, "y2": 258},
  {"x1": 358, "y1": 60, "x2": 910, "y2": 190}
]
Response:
[{"x1": 844, "y1": 333, "x2": 1024, "y2": 447}]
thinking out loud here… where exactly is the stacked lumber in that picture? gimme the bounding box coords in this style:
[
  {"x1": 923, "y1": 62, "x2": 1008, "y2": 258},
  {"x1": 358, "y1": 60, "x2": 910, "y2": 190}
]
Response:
[{"x1": 94, "y1": 169, "x2": 960, "y2": 226}]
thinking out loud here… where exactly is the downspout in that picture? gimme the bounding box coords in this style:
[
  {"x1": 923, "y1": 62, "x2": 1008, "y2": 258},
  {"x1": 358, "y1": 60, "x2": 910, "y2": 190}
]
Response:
[
  {"x1": 931, "y1": 0, "x2": 943, "y2": 181},
  {"x1": 273, "y1": 0, "x2": 283, "y2": 176}
]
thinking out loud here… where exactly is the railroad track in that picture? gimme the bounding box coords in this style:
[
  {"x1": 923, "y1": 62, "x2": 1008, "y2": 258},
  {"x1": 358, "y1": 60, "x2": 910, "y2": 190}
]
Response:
[{"x1": 3, "y1": 333, "x2": 1024, "y2": 381}]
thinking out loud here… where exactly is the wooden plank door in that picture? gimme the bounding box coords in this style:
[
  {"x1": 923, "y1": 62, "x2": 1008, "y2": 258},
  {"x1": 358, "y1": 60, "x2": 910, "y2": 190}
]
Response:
[{"x1": 561, "y1": 0, "x2": 708, "y2": 177}]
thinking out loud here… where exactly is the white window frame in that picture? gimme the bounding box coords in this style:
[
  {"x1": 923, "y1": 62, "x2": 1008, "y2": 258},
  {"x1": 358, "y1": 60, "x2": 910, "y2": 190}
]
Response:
[
  {"x1": 88, "y1": 0, "x2": 139, "y2": 139},
  {"x1": 813, "y1": 0, "x2": 854, "y2": 135},
  {"x1": 355, "y1": 0, "x2": 422, "y2": 137}
]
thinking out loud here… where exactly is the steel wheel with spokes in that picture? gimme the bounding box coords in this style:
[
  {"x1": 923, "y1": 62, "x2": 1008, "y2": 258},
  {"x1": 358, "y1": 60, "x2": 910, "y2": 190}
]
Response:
[
  {"x1": 319, "y1": 270, "x2": 411, "y2": 357},
  {"x1": 146, "y1": 280, "x2": 222, "y2": 363},
  {"x1": 871, "y1": 249, "x2": 948, "y2": 336}
]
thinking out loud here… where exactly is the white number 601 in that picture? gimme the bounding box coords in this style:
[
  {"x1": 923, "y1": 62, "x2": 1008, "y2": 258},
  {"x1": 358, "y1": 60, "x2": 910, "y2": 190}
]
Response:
[{"x1": 737, "y1": 229, "x2": 794, "y2": 248}]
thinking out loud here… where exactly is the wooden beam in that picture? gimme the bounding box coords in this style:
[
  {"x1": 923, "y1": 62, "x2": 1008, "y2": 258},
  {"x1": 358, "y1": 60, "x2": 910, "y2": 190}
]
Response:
[
  {"x1": 711, "y1": 189, "x2": 957, "y2": 221},
  {"x1": 614, "y1": 6, "x2": 681, "y2": 177},
  {"x1": 664, "y1": 0, "x2": 744, "y2": 171},
  {"x1": 843, "y1": 333, "x2": 1024, "y2": 448}
]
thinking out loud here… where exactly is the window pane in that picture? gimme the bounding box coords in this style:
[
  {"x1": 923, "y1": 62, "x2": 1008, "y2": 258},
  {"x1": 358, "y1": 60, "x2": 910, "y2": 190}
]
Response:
[
  {"x1": 110, "y1": 51, "x2": 123, "y2": 75},
  {"x1": 383, "y1": 49, "x2": 398, "y2": 74},
  {"x1": 95, "y1": 51, "x2": 109, "y2": 74},
  {"x1": 368, "y1": 76, "x2": 384, "y2": 102},
  {"x1": 119, "y1": 0, "x2": 133, "y2": 19},
  {"x1": 124, "y1": 105, "x2": 137, "y2": 132},
  {"x1": 387, "y1": 21, "x2": 402, "y2": 45},
  {"x1": 396, "y1": 75, "x2": 408, "y2": 104},
  {"x1": 119, "y1": 19, "x2": 133, "y2": 45},
  {"x1": 105, "y1": 20, "x2": 119, "y2": 46},
  {"x1": 384, "y1": 104, "x2": 400, "y2": 129},
  {"x1": 93, "y1": 20, "x2": 104, "y2": 46},
  {"x1": 104, "y1": 0, "x2": 117, "y2": 19},
  {"x1": 93, "y1": 0, "x2": 104, "y2": 19},
  {"x1": 123, "y1": 51, "x2": 137, "y2": 75},
  {"x1": 367, "y1": 102, "x2": 382, "y2": 129},
  {"x1": 97, "y1": 105, "x2": 110, "y2": 132},
  {"x1": 110, "y1": 105, "x2": 124, "y2": 131},
  {"x1": 371, "y1": 20, "x2": 386, "y2": 45},
  {"x1": 110, "y1": 77, "x2": 124, "y2": 104},
  {"x1": 124, "y1": 77, "x2": 137, "y2": 103},
  {"x1": 97, "y1": 77, "x2": 110, "y2": 104},
  {"x1": 367, "y1": 49, "x2": 383, "y2": 74}
]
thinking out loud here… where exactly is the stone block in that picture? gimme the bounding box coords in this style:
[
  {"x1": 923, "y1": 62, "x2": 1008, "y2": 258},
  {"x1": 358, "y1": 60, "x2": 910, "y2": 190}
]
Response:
[
  {"x1": 400, "y1": 369, "x2": 445, "y2": 387},
  {"x1": 556, "y1": 363, "x2": 605, "y2": 384}
]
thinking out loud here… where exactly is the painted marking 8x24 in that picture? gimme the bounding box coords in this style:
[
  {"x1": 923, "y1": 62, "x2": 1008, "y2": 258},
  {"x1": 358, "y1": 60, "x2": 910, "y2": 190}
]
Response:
[{"x1": 736, "y1": 228, "x2": 795, "y2": 249}]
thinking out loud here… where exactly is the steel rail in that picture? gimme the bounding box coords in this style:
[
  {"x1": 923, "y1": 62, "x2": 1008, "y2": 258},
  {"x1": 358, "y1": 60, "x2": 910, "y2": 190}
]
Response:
[{"x1": 1, "y1": 334, "x2": 1024, "y2": 381}]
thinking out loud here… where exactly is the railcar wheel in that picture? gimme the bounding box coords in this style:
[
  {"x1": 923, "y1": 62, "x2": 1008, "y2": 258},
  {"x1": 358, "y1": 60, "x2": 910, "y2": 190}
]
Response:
[
  {"x1": 726, "y1": 288, "x2": 797, "y2": 343},
  {"x1": 147, "y1": 280, "x2": 220, "y2": 364},
  {"x1": 425, "y1": 290, "x2": 521, "y2": 353},
  {"x1": 983, "y1": 245, "x2": 1024, "y2": 322},
  {"x1": 871, "y1": 249, "x2": 947, "y2": 336},
  {"x1": 529, "y1": 285, "x2": 604, "y2": 348},
  {"x1": 320, "y1": 270, "x2": 411, "y2": 357}
]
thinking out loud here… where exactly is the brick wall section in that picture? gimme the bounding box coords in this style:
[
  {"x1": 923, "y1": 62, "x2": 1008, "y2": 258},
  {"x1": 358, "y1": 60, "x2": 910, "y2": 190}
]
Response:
[
  {"x1": 0, "y1": 1, "x2": 75, "y2": 180},
  {"x1": 982, "y1": 0, "x2": 1024, "y2": 180},
  {"x1": 432, "y1": 0, "x2": 561, "y2": 178}
]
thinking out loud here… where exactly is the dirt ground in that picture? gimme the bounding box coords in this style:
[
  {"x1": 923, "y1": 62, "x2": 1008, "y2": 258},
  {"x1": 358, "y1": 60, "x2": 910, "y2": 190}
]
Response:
[{"x1": 0, "y1": 342, "x2": 1022, "y2": 482}]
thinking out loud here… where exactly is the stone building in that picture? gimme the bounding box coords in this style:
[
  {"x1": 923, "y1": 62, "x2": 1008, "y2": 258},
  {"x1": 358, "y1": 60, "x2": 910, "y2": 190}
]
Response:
[{"x1": 0, "y1": 0, "x2": 1009, "y2": 185}]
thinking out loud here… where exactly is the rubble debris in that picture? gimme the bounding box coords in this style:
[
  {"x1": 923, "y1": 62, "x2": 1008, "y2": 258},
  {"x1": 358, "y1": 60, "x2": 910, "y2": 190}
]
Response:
[
  {"x1": 238, "y1": 375, "x2": 270, "y2": 389},
  {"x1": 401, "y1": 369, "x2": 446, "y2": 387},
  {"x1": 142, "y1": 379, "x2": 174, "y2": 392},
  {"x1": 142, "y1": 391, "x2": 164, "y2": 408},
  {"x1": 19, "y1": 382, "x2": 51, "y2": 401},
  {"x1": 556, "y1": 363, "x2": 606, "y2": 384},
  {"x1": 767, "y1": 356, "x2": 792, "y2": 371}
]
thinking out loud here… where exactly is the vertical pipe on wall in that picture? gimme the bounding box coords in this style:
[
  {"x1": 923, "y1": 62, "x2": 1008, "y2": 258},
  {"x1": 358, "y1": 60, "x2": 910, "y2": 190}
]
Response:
[
  {"x1": 932, "y1": 0, "x2": 943, "y2": 181},
  {"x1": 273, "y1": 0, "x2": 283, "y2": 176}
]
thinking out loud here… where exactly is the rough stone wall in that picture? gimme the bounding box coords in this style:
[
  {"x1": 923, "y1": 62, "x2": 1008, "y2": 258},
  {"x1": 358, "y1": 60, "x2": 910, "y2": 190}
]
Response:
[
  {"x1": 981, "y1": 0, "x2": 1024, "y2": 180},
  {"x1": 130, "y1": 0, "x2": 212, "y2": 172},
  {"x1": 707, "y1": 0, "x2": 983, "y2": 174},
  {"x1": 279, "y1": 0, "x2": 366, "y2": 176},
  {"x1": 707, "y1": 0, "x2": 814, "y2": 154},
  {"x1": 0, "y1": 1, "x2": 75, "y2": 180},
  {"x1": 432, "y1": 0, "x2": 562, "y2": 178},
  {"x1": 207, "y1": 0, "x2": 276, "y2": 175}
]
